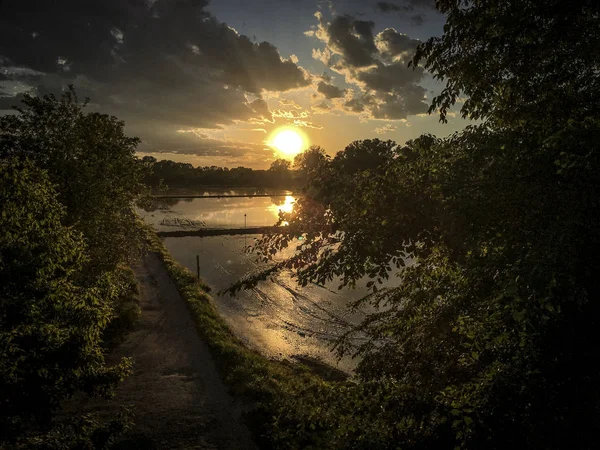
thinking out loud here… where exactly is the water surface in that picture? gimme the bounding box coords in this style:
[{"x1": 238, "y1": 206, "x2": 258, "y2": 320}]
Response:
[{"x1": 140, "y1": 191, "x2": 374, "y2": 373}]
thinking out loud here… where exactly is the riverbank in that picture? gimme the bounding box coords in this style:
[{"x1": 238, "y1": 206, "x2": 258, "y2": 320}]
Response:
[
  {"x1": 111, "y1": 253, "x2": 255, "y2": 449},
  {"x1": 145, "y1": 229, "x2": 347, "y2": 447},
  {"x1": 139, "y1": 191, "x2": 365, "y2": 373}
]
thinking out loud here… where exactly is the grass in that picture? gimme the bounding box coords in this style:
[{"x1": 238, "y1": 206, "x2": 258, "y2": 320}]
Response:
[{"x1": 144, "y1": 228, "x2": 330, "y2": 447}]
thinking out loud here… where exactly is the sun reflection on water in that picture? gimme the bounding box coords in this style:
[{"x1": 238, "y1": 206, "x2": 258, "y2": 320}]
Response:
[{"x1": 268, "y1": 195, "x2": 295, "y2": 225}]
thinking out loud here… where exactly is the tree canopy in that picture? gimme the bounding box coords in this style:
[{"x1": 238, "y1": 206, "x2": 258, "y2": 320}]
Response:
[
  {"x1": 0, "y1": 159, "x2": 131, "y2": 448},
  {"x1": 412, "y1": 0, "x2": 600, "y2": 126},
  {"x1": 0, "y1": 87, "x2": 146, "y2": 275},
  {"x1": 0, "y1": 88, "x2": 145, "y2": 447},
  {"x1": 230, "y1": 1, "x2": 600, "y2": 448}
]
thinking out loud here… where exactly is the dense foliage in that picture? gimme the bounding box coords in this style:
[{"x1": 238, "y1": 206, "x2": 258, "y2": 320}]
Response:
[
  {"x1": 412, "y1": 0, "x2": 600, "y2": 126},
  {"x1": 0, "y1": 87, "x2": 146, "y2": 275},
  {"x1": 231, "y1": 1, "x2": 600, "y2": 448},
  {"x1": 0, "y1": 160, "x2": 131, "y2": 448},
  {"x1": 0, "y1": 90, "x2": 145, "y2": 446}
]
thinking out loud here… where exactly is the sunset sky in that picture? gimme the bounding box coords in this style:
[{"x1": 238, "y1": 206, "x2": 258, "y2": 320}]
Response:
[{"x1": 0, "y1": 0, "x2": 470, "y2": 168}]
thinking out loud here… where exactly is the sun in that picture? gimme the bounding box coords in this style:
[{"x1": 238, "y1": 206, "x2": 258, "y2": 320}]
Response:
[{"x1": 269, "y1": 128, "x2": 307, "y2": 157}]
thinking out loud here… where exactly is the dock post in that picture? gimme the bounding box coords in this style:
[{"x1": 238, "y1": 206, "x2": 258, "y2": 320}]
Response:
[{"x1": 196, "y1": 255, "x2": 200, "y2": 282}]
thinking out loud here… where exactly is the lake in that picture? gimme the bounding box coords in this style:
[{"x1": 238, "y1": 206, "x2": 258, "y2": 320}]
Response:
[{"x1": 140, "y1": 189, "x2": 371, "y2": 373}]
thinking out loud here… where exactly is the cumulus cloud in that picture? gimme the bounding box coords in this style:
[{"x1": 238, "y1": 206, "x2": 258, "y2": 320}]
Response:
[
  {"x1": 368, "y1": 87, "x2": 426, "y2": 119},
  {"x1": 358, "y1": 61, "x2": 422, "y2": 90},
  {"x1": 293, "y1": 119, "x2": 323, "y2": 129},
  {"x1": 248, "y1": 98, "x2": 271, "y2": 119},
  {"x1": 0, "y1": 1, "x2": 310, "y2": 93},
  {"x1": 305, "y1": 11, "x2": 428, "y2": 120},
  {"x1": 374, "y1": 124, "x2": 397, "y2": 134},
  {"x1": 272, "y1": 109, "x2": 309, "y2": 119},
  {"x1": 317, "y1": 80, "x2": 346, "y2": 99},
  {"x1": 312, "y1": 101, "x2": 332, "y2": 112},
  {"x1": 0, "y1": 0, "x2": 311, "y2": 158},
  {"x1": 306, "y1": 12, "x2": 378, "y2": 68},
  {"x1": 279, "y1": 98, "x2": 303, "y2": 109},
  {"x1": 375, "y1": 28, "x2": 421, "y2": 63}
]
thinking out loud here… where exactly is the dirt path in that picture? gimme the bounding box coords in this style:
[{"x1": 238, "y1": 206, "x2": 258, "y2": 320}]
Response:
[{"x1": 111, "y1": 252, "x2": 256, "y2": 449}]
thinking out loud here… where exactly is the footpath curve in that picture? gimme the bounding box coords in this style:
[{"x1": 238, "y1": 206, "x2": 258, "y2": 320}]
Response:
[{"x1": 112, "y1": 252, "x2": 256, "y2": 449}]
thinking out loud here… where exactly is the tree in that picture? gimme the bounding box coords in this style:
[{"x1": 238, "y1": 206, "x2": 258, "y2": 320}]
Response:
[
  {"x1": 231, "y1": 1, "x2": 600, "y2": 448},
  {"x1": 293, "y1": 145, "x2": 329, "y2": 189},
  {"x1": 411, "y1": 0, "x2": 600, "y2": 126},
  {"x1": 0, "y1": 159, "x2": 131, "y2": 448},
  {"x1": 269, "y1": 158, "x2": 293, "y2": 187},
  {"x1": 293, "y1": 145, "x2": 328, "y2": 173},
  {"x1": 140, "y1": 155, "x2": 157, "y2": 167},
  {"x1": 142, "y1": 157, "x2": 299, "y2": 190},
  {"x1": 331, "y1": 139, "x2": 397, "y2": 175},
  {"x1": 0, "y1": 87, "x2": 146, "y2": 275},
  {"x1": 269, "y1": 158, "x2": 292, "y2": 172}
]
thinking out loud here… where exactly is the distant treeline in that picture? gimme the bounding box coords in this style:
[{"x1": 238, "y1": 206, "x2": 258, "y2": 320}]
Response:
[{"x1": 140, "y1": 156, "x2": 299, "y2": 189}]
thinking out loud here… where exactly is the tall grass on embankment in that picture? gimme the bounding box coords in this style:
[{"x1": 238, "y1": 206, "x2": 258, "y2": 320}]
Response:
[{"x1": 144, "y1": 229, "x2": 345, "y2": 448}]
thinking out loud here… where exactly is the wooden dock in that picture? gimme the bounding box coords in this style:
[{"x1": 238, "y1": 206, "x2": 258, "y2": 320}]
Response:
[
  {"x1": 152, "y1": 194, "x2": 292, "y2": 199},
  {"x1": 156, "y1": 226, "x2": 277, "y2": 237}
]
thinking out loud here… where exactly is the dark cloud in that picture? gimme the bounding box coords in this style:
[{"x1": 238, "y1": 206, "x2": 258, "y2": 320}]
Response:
[
  {"x1": 368, "y1": 86, "x2": 427, "y2": 119},
  {"x1": 375, "y1": 1, "x2": 411, "y2": 13},
  {"x1": 313, "y1": 101, "x2": 332, "y2": 110},
  {"x1": 248, "y1": 98, "x2": 271, "y2": 119},
  {"x1": 344, "y1": 97, "x2": 368, "y2": 113},
  {"x1": 374, "y1": 1, "x2": 435, "y2": 26},
  {"x1": 0, "y1": 0, "x2": 310, "y2": 93},
  {"x1": 309, "y1": 13, "x2": 378, "y2": 68},
  {"x1": 0, "y1": 0, "x2": 311, "y2": 157},
  {"x1": 376, "y1": 28, "x2": 421, "y2": 62},
  {"x1": 341, "y1": 92, "x2": 421, "y2": 121},
  {"x1": 374, "y1": 1, "x2": 436, "y2": 14},
  {"x1": 344, "y1": 63, "x2": 428, "y2": 120},
  {"x1": 357, "y1": 61, "x2": 423, "y2": 92},
  {"x1": 306, "y1": 11, "x2": 428, "y2": 120},
  {"x1": 317, "y1": 80, "x2": 346, "y2": 99}
]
